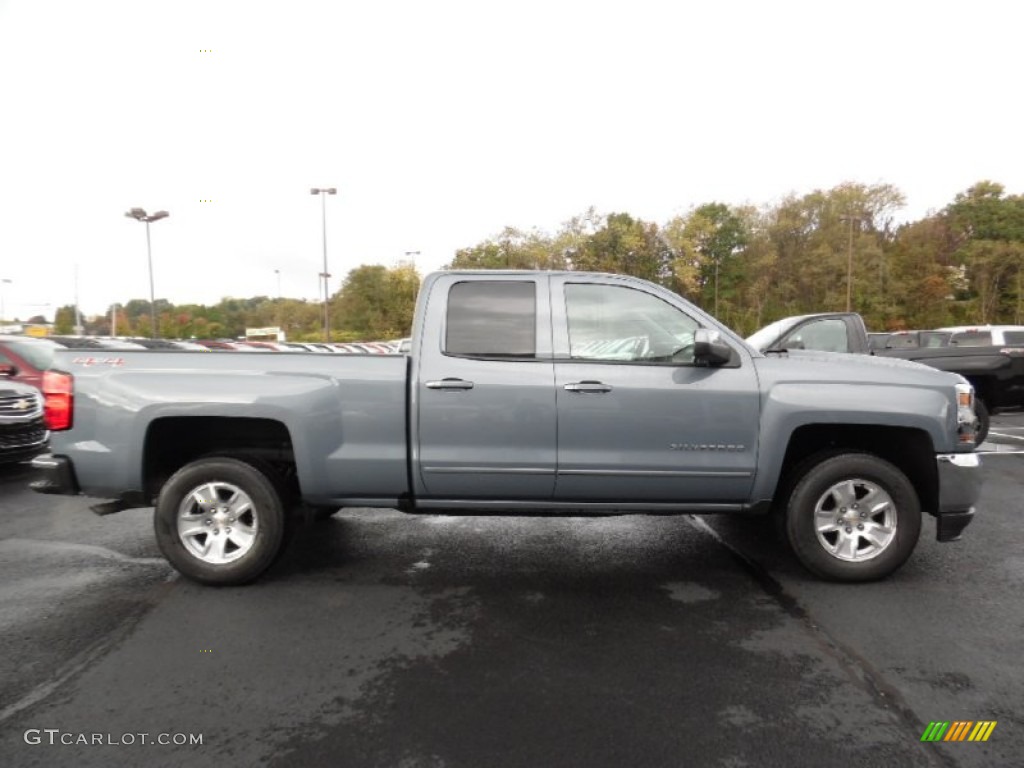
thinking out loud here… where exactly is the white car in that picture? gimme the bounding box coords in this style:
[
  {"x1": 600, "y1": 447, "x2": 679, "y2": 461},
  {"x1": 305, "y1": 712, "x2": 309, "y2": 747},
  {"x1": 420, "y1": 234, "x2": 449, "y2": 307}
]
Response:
[{"x1": 938, "y1": 325, "x2": 1024, "y2": 346}]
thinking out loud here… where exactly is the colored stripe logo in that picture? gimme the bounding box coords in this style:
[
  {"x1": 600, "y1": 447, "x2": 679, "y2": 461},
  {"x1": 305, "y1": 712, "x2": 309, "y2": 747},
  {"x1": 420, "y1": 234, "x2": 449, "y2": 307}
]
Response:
[{"x1": 921, "y1": 721, "x2": 997, "y2": 742}]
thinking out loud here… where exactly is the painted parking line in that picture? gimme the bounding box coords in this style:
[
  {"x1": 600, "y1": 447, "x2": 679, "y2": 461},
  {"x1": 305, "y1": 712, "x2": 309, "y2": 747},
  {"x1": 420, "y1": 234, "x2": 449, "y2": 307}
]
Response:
[{"x1": 987, "y1": 432, "x2": 1024, "y2": 442}]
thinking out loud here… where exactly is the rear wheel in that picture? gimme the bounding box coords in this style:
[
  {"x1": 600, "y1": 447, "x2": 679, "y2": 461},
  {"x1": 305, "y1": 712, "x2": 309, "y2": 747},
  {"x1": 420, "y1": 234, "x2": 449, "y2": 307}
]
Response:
[
  {"x1": 784, "y1": 453, "x2": 921, "y2": 582},
  {"x1": 154, "y1": 457, "x2": 287, "y2": 585}
]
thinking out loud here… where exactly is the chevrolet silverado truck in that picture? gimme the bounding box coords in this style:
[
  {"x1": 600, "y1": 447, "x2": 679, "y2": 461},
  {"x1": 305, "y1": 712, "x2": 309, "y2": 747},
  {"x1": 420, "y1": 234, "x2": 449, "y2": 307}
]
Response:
[
  {"x1": 747, "y1": 312, "x2": 1024, "y2": 444},
  {"x1": 31, "y1": 272, "x2": 981, "y2": 585}
]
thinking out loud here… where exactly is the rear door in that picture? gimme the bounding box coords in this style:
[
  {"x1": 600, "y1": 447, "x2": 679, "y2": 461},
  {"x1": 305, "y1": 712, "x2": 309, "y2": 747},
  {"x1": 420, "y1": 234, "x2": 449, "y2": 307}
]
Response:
[
  {"x1": 551, "y1": 276, "x2": 760, "y2": 504},
  {"x1": 414, "y1": 274, "x2": 556, "y2": 500}
]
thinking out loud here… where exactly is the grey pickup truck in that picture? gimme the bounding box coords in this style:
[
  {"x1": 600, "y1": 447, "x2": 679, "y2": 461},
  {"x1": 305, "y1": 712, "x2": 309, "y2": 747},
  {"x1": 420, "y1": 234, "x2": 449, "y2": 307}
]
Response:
[{"x1": 31, "y1": 271, "x2": 982, "y2": 585}]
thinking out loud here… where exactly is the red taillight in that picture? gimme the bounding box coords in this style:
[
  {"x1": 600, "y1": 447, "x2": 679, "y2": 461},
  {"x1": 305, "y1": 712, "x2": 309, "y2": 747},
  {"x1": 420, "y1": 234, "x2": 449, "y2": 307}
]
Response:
[{"x1": 42, "y1": 370, "x2": 74, "y2": 431}]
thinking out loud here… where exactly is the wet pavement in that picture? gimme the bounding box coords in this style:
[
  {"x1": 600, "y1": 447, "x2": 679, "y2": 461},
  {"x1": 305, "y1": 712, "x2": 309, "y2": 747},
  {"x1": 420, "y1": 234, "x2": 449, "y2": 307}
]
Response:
[{"x1": 0, "y1": 413, "x2": 1022, "y2": 767}]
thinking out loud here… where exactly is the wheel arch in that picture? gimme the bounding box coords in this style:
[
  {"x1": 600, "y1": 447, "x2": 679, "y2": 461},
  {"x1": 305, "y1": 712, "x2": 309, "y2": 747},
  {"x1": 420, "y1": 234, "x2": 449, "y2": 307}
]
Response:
[
  {"x1": 769, "y1": 424, "x2": 939, "y2": 515},
  {"x1": 144, "y1": 416, "x2": 298, "y2": 504}
]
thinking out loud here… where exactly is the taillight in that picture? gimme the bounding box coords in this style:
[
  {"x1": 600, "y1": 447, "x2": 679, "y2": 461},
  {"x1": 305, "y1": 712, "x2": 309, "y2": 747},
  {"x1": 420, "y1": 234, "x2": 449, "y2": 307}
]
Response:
[{"x1": 42, "y1": 370, "x2": 74, "y2": 431}]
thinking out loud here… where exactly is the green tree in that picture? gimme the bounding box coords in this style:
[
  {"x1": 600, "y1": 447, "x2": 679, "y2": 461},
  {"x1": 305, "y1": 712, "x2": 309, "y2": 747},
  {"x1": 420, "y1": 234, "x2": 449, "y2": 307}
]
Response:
[
  {"x1": 447, "y1": 226, "x2": 566, "y2": 270},
  {"x1": 663, "y1": 202, "x2": 748, "y2": 321},
  {"x1": 53, "y1": 305, "x2": 76, "y2": 335},
  {"x1": 333, "y1": 264, "x2": 421, "y2": 339},
  {"x1": 944, "y1": 182, "x2": 1024, "y2": 322},
  {"x1": 572, "y1": 213, "x2": 671, "y2": 285}
]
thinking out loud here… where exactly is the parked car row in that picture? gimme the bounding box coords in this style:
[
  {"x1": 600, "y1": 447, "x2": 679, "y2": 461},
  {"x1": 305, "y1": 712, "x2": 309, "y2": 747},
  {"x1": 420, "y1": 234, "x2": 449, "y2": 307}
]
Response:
[{"x1": 868, "y1": 324, "x2": 1024, "y2": 351}]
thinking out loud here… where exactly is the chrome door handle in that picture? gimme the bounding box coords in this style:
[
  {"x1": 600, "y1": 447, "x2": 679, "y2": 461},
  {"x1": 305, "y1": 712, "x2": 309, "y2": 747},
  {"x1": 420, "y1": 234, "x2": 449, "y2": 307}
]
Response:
[
  {"x1": 425, "y1": 378, "x2": 475, "y2": 391},
  {"x1": 563, "y1": 381, "x2": 612, "y2": 394}
]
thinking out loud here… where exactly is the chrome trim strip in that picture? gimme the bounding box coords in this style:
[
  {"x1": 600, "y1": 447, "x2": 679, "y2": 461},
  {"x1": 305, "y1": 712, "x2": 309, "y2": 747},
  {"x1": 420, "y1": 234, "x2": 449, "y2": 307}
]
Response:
[
  {"x1": 422, "y1": 467, "x2": 557, "y2": 475},
  {"x1": 557, "y1": 469, "x2": 753, "y2": 478},
  {"x1": 415, "y1": 499, "x2": 749, "y2": 513}
]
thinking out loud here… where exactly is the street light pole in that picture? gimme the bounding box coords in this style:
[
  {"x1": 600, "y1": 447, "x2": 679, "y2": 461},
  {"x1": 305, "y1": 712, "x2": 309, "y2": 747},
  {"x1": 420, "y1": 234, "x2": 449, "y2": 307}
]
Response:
[
  {"x1": 840, "y1": 214, "x2": 864, "y2": 312},
  {"x1": 125, "y1": 207, "x2": 170, "y2": 338},
  {"x1": 310, "y1": 187, "x2": 337, "y2": 341},
  {"x1": 74, "y1": 264, "x2": 83, "y2": 335}
]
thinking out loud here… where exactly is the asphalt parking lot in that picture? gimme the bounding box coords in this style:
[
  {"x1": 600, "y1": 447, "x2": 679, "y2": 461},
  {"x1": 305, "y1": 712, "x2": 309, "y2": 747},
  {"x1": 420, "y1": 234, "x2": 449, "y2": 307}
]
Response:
[{"x1": 1, "y1": 413, "x2": 1022, "y2": 768}]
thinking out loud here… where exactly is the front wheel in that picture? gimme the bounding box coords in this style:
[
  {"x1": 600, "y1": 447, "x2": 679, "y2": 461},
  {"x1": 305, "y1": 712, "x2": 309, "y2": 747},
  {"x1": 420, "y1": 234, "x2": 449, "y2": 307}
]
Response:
[
  {"x1": 784, "y1": 453, "x2": 921, "y2": 582},
  {"x1": 154, "y1": 457, "x2": 288, "y2": 585}
]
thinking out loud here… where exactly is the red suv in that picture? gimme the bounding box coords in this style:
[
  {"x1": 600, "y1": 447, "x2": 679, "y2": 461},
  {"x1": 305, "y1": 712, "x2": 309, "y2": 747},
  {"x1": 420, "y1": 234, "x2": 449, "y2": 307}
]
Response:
[{"x1": 0, "y1": 335, "x2": 62, "y2": 390}]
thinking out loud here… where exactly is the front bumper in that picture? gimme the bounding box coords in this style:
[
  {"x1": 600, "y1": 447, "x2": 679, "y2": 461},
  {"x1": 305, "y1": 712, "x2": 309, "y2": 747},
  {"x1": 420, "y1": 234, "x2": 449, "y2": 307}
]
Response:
[
  {"x1": 934, "y1": 452, "x2": 982, "y2": 542},
  {"x1": 29, "y1": 453, "x2": 81, "y2": 496}
]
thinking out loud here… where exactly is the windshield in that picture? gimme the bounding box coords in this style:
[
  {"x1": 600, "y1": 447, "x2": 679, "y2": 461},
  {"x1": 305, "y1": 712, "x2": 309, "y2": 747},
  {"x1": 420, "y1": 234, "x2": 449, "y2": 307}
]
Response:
[
  {"x1": 5, "y1": 339, "x2": 59, "y2": 370},
  {"x1": 745, "y1": 317, "x2": 801, "y2": 352}
]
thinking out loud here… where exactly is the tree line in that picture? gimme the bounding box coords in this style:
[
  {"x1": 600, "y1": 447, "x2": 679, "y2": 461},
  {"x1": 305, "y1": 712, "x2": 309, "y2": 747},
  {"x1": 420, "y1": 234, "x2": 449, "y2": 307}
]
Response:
[
  {"x1": 52, "y1": 180, "x2": 1024, "y2": 340},
  {"x1": 446, "y1": 180, "x2": 1024, "y2": 334}
]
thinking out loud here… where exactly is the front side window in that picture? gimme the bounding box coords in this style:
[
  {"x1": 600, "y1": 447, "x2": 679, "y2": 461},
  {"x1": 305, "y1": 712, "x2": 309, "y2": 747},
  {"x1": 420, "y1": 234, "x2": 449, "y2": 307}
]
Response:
[
  {"x1": 786, "y1": 318, "x2": 850, "y2": 352},
  {"x1": 565, "y1": 283, "x2": 699, "y2": 363},
  {"x1": 445, "y1": 281, "x2": 536, "y2": 358}
]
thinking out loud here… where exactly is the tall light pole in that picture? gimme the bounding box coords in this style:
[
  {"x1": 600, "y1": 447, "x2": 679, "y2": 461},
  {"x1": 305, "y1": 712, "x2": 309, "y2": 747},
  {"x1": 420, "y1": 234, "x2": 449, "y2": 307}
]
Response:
[
  {"x1": 0, "y1": 278, "x2": 11, "y2": 324},
  {"x1": 73, "y1": 264, "x2": 83, "y2": 335},
  {"x1": 273, "y1": 269, "x2": 283, "y2": 331},
  {"x1": 310, "y1": 187, "x2": 337, "y2": 341},
  {"x1": 840, "y1": 214, "x2": 864, "y2": 312},
  {"x1": 125, "y1": 207, "x2": 170, "y2": 338}
]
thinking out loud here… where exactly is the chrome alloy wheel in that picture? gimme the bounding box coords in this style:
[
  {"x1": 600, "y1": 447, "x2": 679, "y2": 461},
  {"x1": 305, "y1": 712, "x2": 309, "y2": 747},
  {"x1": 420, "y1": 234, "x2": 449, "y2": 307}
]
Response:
[
  {"x1": 176, "y1": 481, "x2": 258, "y2": 564},
  {"x1": 813, "y1": 478, "x2": 897, "y2": 562}
]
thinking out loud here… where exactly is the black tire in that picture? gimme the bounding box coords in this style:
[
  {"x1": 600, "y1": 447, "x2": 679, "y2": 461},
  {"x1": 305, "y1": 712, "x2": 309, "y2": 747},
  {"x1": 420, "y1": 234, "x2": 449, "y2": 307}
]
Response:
[
  {"x1": 974, "y1": 398, "x2": 990, "y2": 446},
  {"x1": 154, "y1": 457, "x2": 287, "y2": 585},
  {"x1": 784, "y1": 453, "x2": 921, "y2": 582}
]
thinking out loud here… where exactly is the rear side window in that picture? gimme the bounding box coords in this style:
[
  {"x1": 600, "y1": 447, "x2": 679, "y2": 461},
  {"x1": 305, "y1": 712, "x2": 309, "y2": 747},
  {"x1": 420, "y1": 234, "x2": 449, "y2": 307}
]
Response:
[
  {"x1": 951, "y1": 331, "x2": 992, "y2": 346},
  {"x1": 922, "y1": 332, "x2": 951, "y2": 348},
  {"x1": 885, "y1": 334, "x2": 918, "y2": 349},
  {"x1": 867, "y1": 334, "x2": 890, "y2": 351},
  {"x1": 1003, "y1": 331, "x2": 1024, "y2": 345},
  {"x1": 445, "y1": 281, "x2": 536, "y2": 358}
]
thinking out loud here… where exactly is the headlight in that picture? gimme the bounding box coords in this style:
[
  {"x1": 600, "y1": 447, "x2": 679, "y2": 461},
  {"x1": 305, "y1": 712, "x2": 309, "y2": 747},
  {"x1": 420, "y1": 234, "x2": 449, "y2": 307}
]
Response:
[{"x1": 955, "y1": 382, "x2": 976, "y2": 445}]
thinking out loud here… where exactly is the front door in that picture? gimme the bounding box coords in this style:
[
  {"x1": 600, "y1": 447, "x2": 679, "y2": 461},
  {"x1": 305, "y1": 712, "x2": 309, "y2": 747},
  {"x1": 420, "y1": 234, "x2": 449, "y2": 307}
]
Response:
[{"x1": 551, "y1": 277, "x2": 760, "y2": 503}]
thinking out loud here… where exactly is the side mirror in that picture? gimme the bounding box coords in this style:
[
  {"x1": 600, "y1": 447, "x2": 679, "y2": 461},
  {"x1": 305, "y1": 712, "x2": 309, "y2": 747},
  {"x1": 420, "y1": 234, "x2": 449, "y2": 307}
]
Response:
[
  {"x1": 694, "y1": 329, "x2": 732, "y2": 367},
  {"x1": 0, "y1": 363, "x2": 17, "y2": 378}
]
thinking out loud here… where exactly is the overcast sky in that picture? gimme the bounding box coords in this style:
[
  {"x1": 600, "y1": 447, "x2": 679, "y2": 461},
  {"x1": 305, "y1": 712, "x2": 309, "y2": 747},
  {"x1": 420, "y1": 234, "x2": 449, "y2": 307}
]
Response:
[{"x1": 0, "y1": 0, "x2": 1021, "y2": 320}]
